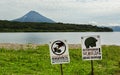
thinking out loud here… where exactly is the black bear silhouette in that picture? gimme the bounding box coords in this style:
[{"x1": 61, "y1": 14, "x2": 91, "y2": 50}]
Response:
[{"x1": 85, "y1": 37, "x2": 97, "y2": 48}]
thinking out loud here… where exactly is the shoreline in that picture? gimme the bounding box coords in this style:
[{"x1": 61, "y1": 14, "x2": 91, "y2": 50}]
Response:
[
  {"x1": 0, "y1": 43, "x2": 119, "y2": 50},
  {"x1": 0, "y1": 43, "x2": 81, "y2": 50}
]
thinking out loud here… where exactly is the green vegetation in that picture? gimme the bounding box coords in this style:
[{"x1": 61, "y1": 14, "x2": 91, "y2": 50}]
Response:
[
  {"x1": 0, "y1": 20, "x2": 113, "y2": 32},
  {"x1": 0, "y1": 45, "x2": 120, "y2": 75}
]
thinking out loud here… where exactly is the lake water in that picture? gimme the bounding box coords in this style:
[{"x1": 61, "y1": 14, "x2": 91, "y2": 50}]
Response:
[{"x1": 0, "y1": 32, "x2": 120, "y2": 45}]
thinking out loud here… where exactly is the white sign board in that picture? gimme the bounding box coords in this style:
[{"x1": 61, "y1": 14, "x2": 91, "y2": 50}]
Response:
[
  {"x1": 49, "y1": 40, "x2": 70, "y2": 64},
  {"x1": 81, "y1": 35, "x2": 102, "y2": 60}
]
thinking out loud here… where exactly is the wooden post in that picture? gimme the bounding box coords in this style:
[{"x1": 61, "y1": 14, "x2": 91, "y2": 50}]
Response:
[
  {"x1": 91, "y1": 60, "x2": 94, "y2": 75},
  {"x1": 60, "y1": 64, "x2": 63, "y2": 75}
]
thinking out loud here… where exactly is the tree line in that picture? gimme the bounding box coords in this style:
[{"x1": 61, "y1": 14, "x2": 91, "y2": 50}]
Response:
[{"x1": 0, "y1": 20, "x2": 113, "y2": 32}]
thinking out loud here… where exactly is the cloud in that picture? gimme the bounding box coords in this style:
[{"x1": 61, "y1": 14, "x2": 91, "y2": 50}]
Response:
[{"x1": 0, "y1": 0, "x2": 120, "y2": 26}]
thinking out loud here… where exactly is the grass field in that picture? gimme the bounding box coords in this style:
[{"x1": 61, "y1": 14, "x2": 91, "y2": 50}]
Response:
[{"x1": 0, "y1": 45, "x2": 120, "y2": 75}]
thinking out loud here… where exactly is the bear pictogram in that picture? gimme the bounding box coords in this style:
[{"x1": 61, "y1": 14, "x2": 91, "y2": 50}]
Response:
[{"x1": 85, "y1": 37, "x2": 97, "y2": 48}]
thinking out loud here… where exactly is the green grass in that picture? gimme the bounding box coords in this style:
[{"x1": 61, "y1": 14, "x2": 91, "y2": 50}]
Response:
[{"x1": 0, "y1": 45, "x2": 120, "y2": 75}]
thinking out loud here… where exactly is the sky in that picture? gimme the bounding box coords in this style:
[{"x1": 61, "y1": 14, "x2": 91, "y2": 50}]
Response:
[{"x1": 0, "y1": 0, "x2": 120, "y2": 26}]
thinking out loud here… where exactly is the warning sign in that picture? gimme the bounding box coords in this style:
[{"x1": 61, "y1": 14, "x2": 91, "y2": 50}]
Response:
[
  {"x1": 49, "y1": 40, "x2": 70, "y2": 64},
  {"x1": 81, "y1": 35, "x2": 102, "y2": 60}
]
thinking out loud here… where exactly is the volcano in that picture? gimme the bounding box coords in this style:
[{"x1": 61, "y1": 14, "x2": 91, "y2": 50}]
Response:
[{"x1": 12, "y1": 11, "x2": 55, "y2": 23}]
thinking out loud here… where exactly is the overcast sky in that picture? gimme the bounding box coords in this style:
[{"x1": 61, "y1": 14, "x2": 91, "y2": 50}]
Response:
[{"x1": 0, "y1": 0, "x2": 120, "y2": 26}]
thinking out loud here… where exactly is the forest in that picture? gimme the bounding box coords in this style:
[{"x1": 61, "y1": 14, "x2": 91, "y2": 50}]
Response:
[{"x1": 0, "y1": 20, "x2": 113, "y2": 32}]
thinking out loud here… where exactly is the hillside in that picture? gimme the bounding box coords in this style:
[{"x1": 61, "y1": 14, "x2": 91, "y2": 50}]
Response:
[
  {"x1": 109, "y1": 26, "x2": 120, "y2": 32},
  {"x1": 12, "y1": 11, "x2": 55, "y2": 23},
  {"x1": 0, "y1": 20, "x2": 113, "y2": 32},
  {"x1": 0, "y1": 45, "x2": 120, "y2": 75}
]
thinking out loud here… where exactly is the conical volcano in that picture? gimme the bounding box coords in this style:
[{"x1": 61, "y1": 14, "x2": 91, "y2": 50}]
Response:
[{"x1": 13, "y1": 11, "x2": 55, "y2": 23}]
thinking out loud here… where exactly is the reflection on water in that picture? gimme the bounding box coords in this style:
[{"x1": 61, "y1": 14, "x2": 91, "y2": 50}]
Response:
[{"x1": 0, "y1": 32, "x2": 120, "y2": 45}]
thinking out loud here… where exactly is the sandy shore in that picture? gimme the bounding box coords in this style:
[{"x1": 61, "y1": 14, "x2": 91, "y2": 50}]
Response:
[{"x1": 0, "y1": 43, "x2": 81, "y2": 50}]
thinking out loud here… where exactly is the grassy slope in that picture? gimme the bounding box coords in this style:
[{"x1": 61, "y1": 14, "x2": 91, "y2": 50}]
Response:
[{"x1": 0, "y1": 45, "x2": 120, "y2": 75}]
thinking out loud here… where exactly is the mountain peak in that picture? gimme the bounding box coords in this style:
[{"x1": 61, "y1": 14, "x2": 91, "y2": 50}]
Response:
[
  {"x1": 28, "y1": 10, "x2": 39, "y2": 14},
  {"x1": 12, "y1": 11, "x2": 55, "y2": 23},
  {"x1": 29, "y1": 10, "x2": 37, "y2": 13}
]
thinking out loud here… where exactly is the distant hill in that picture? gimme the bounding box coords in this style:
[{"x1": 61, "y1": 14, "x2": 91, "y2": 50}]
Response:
[
  {"x1": 0, "y1": 20, "x2": 113, "y2": 32},
  {"x1": 12, "y1": 11, "x2": 55, "y2": 23},
  {"x1": 109, "y1": 26, "x2": 120, "y2": 31}
]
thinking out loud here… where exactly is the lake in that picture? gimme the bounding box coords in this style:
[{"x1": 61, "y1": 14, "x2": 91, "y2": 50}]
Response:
[{"x1": 0, "y1": 32, "x2": 120, "y2": 45}]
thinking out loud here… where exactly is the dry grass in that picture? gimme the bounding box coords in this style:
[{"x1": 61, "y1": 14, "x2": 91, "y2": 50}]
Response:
[
  {"x1": 0, "y1": 43, "x2": 81, "y2": 50},
  {"x1": 0, "y1": 43, "x2": 40, "y2": 50}
]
